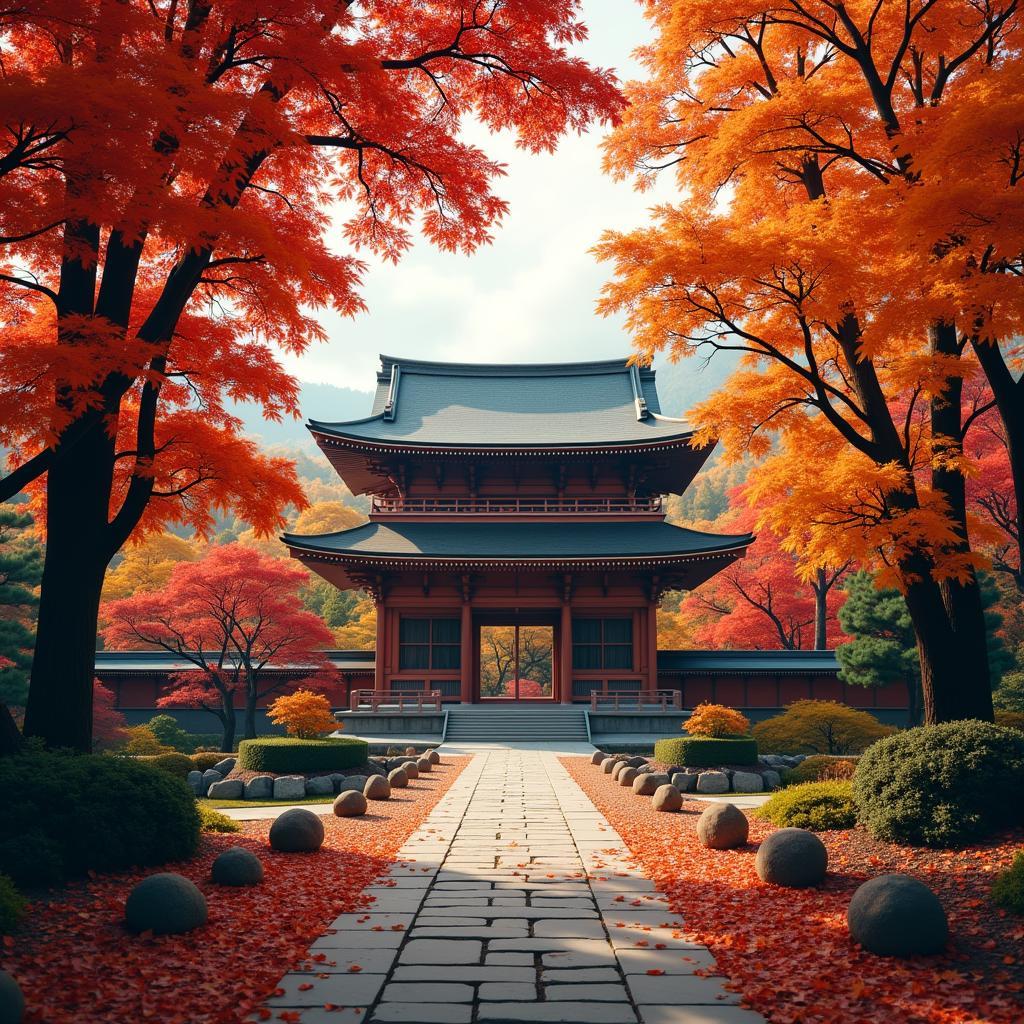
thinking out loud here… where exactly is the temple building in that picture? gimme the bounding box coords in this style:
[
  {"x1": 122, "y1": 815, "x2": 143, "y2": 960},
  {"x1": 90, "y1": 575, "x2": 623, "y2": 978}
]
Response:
[{"x1": 284, "y1": 355, "x2": 753, "y2": 705}]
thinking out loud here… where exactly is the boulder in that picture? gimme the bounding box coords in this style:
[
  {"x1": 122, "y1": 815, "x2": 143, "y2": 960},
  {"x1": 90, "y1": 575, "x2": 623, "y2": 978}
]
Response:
[
  {"x1": 731, "y1": 771, "x2": 764, "y2": 794},
  {"x1": 207, "y1": 778, "x2": 244, "y2": 800},
  {"x1": 611, "y1": 761, "x2": 631, "y2": 781},
  {"x1": 0, "y1": 970, "x2": 25, "y2": 1024},
  {"x1": 626, "y1": 756, "x2": 648, "y2": 768},
  {"x1": 244, "y1": 775, "x2": 274, "y2": 800},
  {"x1": 305, "y1": 776, "x2": 334, "y2": 797},
  {"x1": 671, "y1": 772, "x2": 697, "y2": 793},
  {"x1": 269, "y1": 808, "x2": 325, "y2": 853},
  {"x1": 364, "y1": 775, "x2": 391, "y2": 800},
  {"x1": 211, "y1": 847, "x2": 264, "y2": 887},
  {"x1": 416, "y1": 757, "x2": 432, "y2": 773},
  {"x1": 651, "y1": 784, "x2": 683, "y2": 812},
  {"x1": 426, "y1": 750, "x2": 441, "y2": 765},
  {"x1": 388, "y1": 767, "x2": 409, "y2": 789},
  {"x1": 696, "y1": 803, "x2": 749, "y2": 849},
  {"x1": 695, "y1": 771, "x2": 729, "y2": 794},
  {"x1": 201, "y1": 769, "x2": 223, "y2": 791},
  {"x1": 186, "y1": 770, "x2": 204, "y2": 795},
  {"x1": 618, "y1": 767, "x2": 640, "y2": 787},
  {"x1": 333, "y1": 791, "x2": 368, "y2": 817},
  {"x1": 124, "y1": 873, "x2": 208, "y2": 935},
  {"x1": 760, "y1": 754, "x2": 788, "y2": 768},
  {"x1": 847, "y1": 874, "x2": 949, "y2": 957},
  {"x1": 405, "y1": 746, "x2": 418, "y2": 756},
  {"x1": 761, "y1": 770, "x2": 782, "y2": 791},
  {"x1": 338, "y1": 775, "x2": 366, "y2": 793},
  {"x1": 272, "y1": 775, "x2": 306, "y2": 801},
  {"x1": 403, "y1": 761, "x2": 420, "y2": 780},
  {"x1": 213, "y1": 757, "x2": 236, "y2": 776},
  {"x1": 591, "y1": 751, "x2": 608, "y2": 766},
  {"x1": 633, "y1": 772, "x2": 670, "y2": 796},
  {"x1": 755, "y1": 828, "x2": 828, "y2": 888}
]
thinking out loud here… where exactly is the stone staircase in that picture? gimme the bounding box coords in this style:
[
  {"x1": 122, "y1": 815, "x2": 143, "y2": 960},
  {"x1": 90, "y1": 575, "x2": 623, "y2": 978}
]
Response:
[{"x1": 444, "y1": 704, "x2": 590, "y2": 743}]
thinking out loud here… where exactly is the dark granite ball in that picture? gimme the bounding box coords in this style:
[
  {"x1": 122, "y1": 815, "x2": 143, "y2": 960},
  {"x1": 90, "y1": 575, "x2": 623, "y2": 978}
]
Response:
[
  {"x1": 847, "y1": 874, "x2": 949, "y2": 956},
  {"x1": 269, "y1": 808, "x2": 325, "y2": 853}
]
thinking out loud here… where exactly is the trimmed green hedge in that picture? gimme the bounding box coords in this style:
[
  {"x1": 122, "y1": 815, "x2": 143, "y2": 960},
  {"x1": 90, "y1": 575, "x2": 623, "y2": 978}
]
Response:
[
  {"x1": 655, "y1": 736, "x2": 758, "y2": 768},
  {"x1": 853, "y1": 720, "x2": 1024, "y2": 847},
  {"x1": 238, "y1": 737, "x2": 369, "y2": 773},
  {"x1": 0, "y1": 747, "x2": 200, "y2": 886},
  {"x1": 992, "y1": 852, "x2": 1024, "y2": 913},
  {"x1": 754, "y1": 781, "x2": 856, "y2": 831}
]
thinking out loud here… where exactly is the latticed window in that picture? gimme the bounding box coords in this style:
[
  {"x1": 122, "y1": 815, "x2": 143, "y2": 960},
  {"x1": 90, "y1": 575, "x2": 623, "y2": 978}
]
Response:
[
  {"x1": 572, "y1": 617, "x2": 633, "y2": 670},
  {"x1": 399, "y1": 617, "x2": 461, "y2": 670}
]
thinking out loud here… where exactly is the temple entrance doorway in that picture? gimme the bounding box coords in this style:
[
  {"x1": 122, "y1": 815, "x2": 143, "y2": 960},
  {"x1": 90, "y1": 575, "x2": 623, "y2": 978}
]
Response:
[{"x1": 478, "y1": 621, "x2": 554, "y2": 700}]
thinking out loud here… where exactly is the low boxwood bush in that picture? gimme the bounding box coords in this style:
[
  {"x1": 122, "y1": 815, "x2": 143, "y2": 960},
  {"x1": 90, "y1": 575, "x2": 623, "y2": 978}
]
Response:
[
  {"x1": 0, "y1": 872, "x2": 26, "y2": 934},
  {"x1": 191, "y1": 752, "x2": 227, "y2": 772},
  {"x1": 783, "y1": 755, "x2": 858, "y2": 786},
  {"x1": 198, "y1": 805, "x2": 241, "y2": 834},
  {"x1": 655, "y1": 736, "x2": 758, "y2": 768},
  {"x1": 146, "y1": 752, "x2": 196, "y2": 779},
  {"x1": 991, "y1": 852, "x2": 1024, "y2": 913},
  {"x1": 237, "y1": 736, "x2": 369, "y2": 774},
  {"x1": 853, "y1": 720, "x2": 1024, "y2": 847},
  {"x1": 0, "y1": 746, "x2": 200, "y2": 886},
  {"x1": 755, "y1": 781, "x2": 857, "y2": 831}
]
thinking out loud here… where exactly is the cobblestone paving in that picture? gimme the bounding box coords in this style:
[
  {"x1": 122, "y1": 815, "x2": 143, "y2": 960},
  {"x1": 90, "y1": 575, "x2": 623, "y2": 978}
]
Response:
[{"x1": 253, "y1": 750, "x2": 766, "y2": 1024}]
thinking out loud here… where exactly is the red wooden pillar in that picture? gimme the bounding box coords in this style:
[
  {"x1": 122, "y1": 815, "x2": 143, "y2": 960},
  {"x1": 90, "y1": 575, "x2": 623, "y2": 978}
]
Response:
[
  {"x1": 460, "y1": 601, "x2": 473, "y2": 703},
  {"x1": 647, "y1": 600, "x2": 659, "y2": 691},
  {"x1": 560, "y1": 601, "x2": 573, "y2": 704},
  {"x1": 374, "y1": 601, "x2": 386, "y2": 690}
]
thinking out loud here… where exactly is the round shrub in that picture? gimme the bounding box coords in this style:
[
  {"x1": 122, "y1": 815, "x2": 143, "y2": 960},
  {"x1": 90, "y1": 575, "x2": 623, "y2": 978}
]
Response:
[
  {"x1": 191, "y1": 752, "x2": 227, "y2": 772},
  {"x1": 237, "y1": 737, "x2": 369, "y2": 774},
  {"x1": 754, "y1": 782, "x2": 857, "y2": 832},
  {"x1": 0, "y1": 873, "x2": 26, "y2": 935},
  {"x1": 753, "y1": 700, "x2": 893, "y2": 755},
  {"x1": 784, "y1": 755, "x2": 858, "y2": 785},
  {"x1": 654, "y1": 736, "x2": 758, "y2": 768},
  {"x1": 269, "y1": 808, "x2": 325, "y2": 852},
  {"x1": 0, "y1": 970, "x2": 25, "y2": 1024},
  {"x1": 755, "y1": 828, "x2": 828, "y2": 888},
  {"x1": 211, "y1": 847, "x2": 263, "y2": 887},
  {"x1": 853, "y1": 721, "x2": 1024, "y2": 847},
  {"x1": 847, "y1": 874, "x2": 948, "y2": 956},
  {"x1": 147, "y1": 752, "x2": 196, "y2": 780},
  {"x1": 124, "y1": 873, "x2": 208, "y2": 935},
  {"x1": 684, "y1": 702, "x2": 750, "y2": 738},
  {"x1": 198, "y1": 805, "x2": 241, "y2": 834},
  {"x1": 991, "y1": 851, "x2": 1024, "y2": 914},
  {"x1": 0, "y1": 748, "x2": 199, "y2": 886}
]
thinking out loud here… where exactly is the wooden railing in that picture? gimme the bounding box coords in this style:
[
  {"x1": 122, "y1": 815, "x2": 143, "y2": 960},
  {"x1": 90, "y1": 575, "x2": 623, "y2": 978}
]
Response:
[
  {"x1": 348, "y1": 689, "x2": 442, "y2": 713},
  {"x1": 372, "y1": 496, "x2": 662, "y2": 515},
  {"x1": 590, "y1": 690, "x2": 683, "y2": 712}
]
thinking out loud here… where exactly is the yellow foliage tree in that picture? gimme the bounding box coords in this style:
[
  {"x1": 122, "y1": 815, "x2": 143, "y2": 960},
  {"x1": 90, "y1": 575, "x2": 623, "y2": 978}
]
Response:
[
  {"x1": 752, "y1": 701, "x2": 895, "y2": 756},
  {"x1": 684, "y1": 703, "x2": 751, "y2": 738},
  {"x1": 238, "y1": 501, "x2": 367, "y2": 559},
  {"x1": 120, "y1": 724, "x2": 175, "y2": 756},
  {"x1": 267, "y1": 688, "x2": 339, "y2": 739},
  {"x1": 102, "y1": 533, "x2": 200, "y2": 601},
  {"x1": 333, "y1": 598, "x2": 377, "y2": 650}
]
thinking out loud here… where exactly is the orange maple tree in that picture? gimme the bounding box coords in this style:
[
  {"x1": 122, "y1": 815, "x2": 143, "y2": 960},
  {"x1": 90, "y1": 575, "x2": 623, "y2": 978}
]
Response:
[
  {"x1": 0, "y1": 0, "x2": 623, "y2": 750},
  {"x1": 597, "y1": 0, "x2": 1024, "y2": 723},
  {"x1": 683, "y1": 702, "x2": 750, "y2": 738},
  {"x1": 267, "y1": 688, "x2": 339, "y2": 739}
]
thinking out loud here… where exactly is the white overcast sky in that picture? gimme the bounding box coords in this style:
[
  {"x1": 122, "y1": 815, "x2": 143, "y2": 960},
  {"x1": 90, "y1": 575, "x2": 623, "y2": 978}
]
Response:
[{"x1": 283, "y1": 2, "x2": 674, "y2": 393}]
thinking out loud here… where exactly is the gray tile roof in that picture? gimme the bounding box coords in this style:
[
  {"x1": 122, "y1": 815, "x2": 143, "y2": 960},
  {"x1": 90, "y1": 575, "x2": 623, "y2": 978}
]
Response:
[
  {"x1": 657, "y1": 650, "x2": 840, "y2": 674},
  {"x1": 283, "y1": 520, "x2": 751, "y2": 561},
  {"x1": 93, "y1": 650, "x2": 375, "y2": 672},
  {"x1": 309, "y1": 355, "x2": 694, "y2": 448}
]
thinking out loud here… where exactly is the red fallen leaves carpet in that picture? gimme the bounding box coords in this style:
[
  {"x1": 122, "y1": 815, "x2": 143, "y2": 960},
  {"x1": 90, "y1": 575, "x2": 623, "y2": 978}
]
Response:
[
  {"x1": 565, "y1": 758, "x2": 1024, "y2": 1024},
  {"x1": 0, "y1": 758, "x2": 468, "y2": 1024}
]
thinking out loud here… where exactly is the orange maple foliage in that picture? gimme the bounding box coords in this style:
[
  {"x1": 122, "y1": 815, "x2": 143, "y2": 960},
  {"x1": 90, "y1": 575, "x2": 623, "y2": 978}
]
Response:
[
  {"x1": 0, "y1": 757, "x2": 468, "y2": 1023},
  {"x1": 567, "y1": 757, "x2": 1024, "y2": 1024},
  {"x1": 0, "y1": 0, "x2": 624, "y2": 751},
  {"x1": 683, "y1": 702, "x2": 751, "y2": 738},
  {"x1": 597, "y1": 0, "x2": 1024, "y2": 724},
  {"x1": 267, "y1": 689, "x2": 339, "y2": 739}
]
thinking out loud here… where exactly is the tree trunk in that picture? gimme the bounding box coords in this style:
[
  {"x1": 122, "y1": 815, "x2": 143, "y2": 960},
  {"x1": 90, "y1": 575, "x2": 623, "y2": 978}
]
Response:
[
  {"x1": 813, "y1": 568, "x2": 828, "y2": 650},
  {"x1": 905, "y1": 674, "x2": 922, "y2": 728},
  {"x1": 243, "y1": 686, "x2": 258, "y2": 741},
  {"x1": 0, "y1": 703, "x2": 23, "y2": 755},
  {"x1": 219, "y1": 692, "x2": 236, "y2": 753},
  {"x1": 23, "y1": 422, "x2": 115, "y2": 752}
]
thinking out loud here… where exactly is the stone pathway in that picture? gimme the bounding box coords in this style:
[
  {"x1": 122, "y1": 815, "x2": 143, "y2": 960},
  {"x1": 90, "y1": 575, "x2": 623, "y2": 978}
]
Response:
[{"x1": 252, "y1": 749, "x2": 766, "y2": 1024}]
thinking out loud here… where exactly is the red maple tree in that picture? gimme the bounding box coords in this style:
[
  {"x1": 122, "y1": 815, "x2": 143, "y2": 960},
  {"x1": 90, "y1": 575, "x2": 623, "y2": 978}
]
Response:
[
  {"x1": 102, "y1": 544, "x2": 334, "y2": 750},
  {"x1": 0, "y1": 1, "x2": 623, "y2": 750},
  {"x1": 91, "y1": 680, "x2": 128, "y2": 751}
]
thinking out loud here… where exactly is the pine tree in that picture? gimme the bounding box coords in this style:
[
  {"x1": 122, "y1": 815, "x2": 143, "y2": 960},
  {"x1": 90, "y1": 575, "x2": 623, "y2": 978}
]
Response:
[{"x1": 0, "y1": 508, "x2": 42, "y2": 707}]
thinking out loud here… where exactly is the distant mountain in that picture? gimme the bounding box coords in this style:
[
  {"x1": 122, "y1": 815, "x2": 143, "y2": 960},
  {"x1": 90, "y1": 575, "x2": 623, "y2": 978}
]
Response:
[{"x1": 652, "y1": 351, "x2": 739, "y2": 421}]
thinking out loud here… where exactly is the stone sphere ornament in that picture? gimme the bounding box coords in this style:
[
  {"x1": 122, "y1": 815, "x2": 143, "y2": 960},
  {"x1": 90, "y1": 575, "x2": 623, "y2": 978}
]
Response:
[
  {"x1": 211, "y1": 847, "x2": 264, "y2": 887},
  {"x1": 591, "y1": 750, "x2": 608, "y2": 766},
  {"x1": 755, "y1": 827, "x2": 828, "y2": 888},
  {"x1": 633, "y1": 772, "x2": 670, "y2": 796},
  {"x1": 847, "y1": 874, "x2": 949, "y2": 957},
  {"x1": 426, "y1": 749, "x2": 441, "y2": 765},
  {"x1": 333, "y1": 791, "x2": 368, "y2": 817},
  {"x1": 364, "y1": 775, "x2": 392, "y2": 800},
  {"x1": 603, "y1": 757, "x2": 623, "y2": 775},
  {"x1": 651, "y1": 784, "x2": 683, "y2": 812},
  {"x1": 696, "y1": 803, "x2": 749, "y2": 850},
  {"x1": 416, "y1": 756, "x2": 433, "y2": 773},
  {"x1": 403, "y1": 761, "x2": 420, "y2": 779},
  {"x1": 388, "y1": 767, "x2": 409, "y2": 788},
  {"x1": 269, "y1": 808, "x2": 325, "y2": 853},
  {"x1": 124, "y1": 873, "x2": 208, "y2": 935},
  {"x1": 0, "y1": 970, "x2": 25, "y2": 1024}
]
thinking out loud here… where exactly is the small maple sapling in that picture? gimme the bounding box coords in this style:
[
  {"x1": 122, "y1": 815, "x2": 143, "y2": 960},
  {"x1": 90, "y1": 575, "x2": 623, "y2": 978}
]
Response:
[{"x1": 267, "y1": 689, "x2": 340, "y2": 739}]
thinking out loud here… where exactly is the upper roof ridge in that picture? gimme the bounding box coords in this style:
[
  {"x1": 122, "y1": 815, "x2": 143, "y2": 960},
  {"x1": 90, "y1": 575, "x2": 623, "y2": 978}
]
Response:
[{"x1": 376, "y1": 354, "x2": 654, "y2": 379}]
